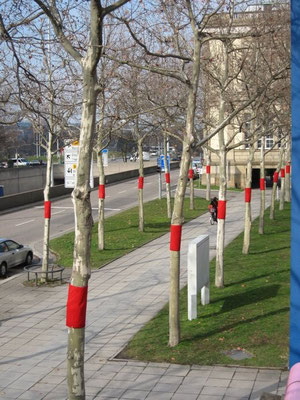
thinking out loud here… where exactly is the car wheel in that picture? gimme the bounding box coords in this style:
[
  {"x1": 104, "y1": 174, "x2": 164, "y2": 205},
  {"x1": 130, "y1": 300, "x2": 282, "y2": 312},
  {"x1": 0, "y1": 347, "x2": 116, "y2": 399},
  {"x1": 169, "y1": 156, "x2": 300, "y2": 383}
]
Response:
[
  {"x1": 25, "y1": 252, "x2": 33, "y2": 266},
  {"x1": 0, "y1": 262, "x2": 7, "y2": 278}
]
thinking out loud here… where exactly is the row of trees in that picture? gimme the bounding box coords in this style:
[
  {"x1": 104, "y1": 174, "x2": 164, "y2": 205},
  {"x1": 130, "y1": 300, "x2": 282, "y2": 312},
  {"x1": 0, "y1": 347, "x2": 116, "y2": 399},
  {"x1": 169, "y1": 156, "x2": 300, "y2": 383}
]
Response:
[{"x1": 0, "y1": 1, "x2": 290, "y2": 399}]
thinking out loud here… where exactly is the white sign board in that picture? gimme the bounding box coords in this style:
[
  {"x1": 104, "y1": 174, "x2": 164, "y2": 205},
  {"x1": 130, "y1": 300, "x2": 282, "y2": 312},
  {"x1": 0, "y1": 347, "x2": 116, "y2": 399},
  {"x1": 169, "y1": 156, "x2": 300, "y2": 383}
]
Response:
[
  {"x1": 64, "y1": 145, "x2": 79, "y2": 188},
  {"x1": 187, "y1": 235, "x2": 210, "y2": 320},
  {"x1": 102, "y1": 149, "x2": 108, "y2": 167}
]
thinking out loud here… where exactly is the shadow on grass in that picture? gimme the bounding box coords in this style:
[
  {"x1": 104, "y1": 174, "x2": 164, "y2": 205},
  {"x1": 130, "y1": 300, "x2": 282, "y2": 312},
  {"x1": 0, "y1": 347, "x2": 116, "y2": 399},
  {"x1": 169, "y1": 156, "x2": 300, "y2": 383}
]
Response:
[
  {"x1": 202, "y1": 285, "x2": 281, "y2": 317},
  {"x1": 263, "y1": 229, "x2": 291, "y2": 236},
  {"x1": 249, "y1": 246, "x2": 290, "y2": 255},
  {"x1": 183, "y1": 306, "x2": 289, "y2": 342},
  {"x1": 225, "y1": 269, "x2": 290, "y2": 287}
]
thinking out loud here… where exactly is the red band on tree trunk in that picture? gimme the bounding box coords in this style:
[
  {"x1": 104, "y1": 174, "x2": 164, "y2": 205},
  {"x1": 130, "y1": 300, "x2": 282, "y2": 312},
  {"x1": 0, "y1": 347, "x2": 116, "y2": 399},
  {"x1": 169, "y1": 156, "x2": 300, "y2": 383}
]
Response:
[
  {"x1": 66, "y1": 285, "x2": 88, "y2": 329},
  {"x1": 170, "y1": 225, "x2": 182, "y2": 251},
  {"x1": 286, "y1": 165, "x2": 291, "y2": 174},
  {"x1": 206, "y1": 165, "x2": 211, "y2": 174},
  {"x1": 138, "y1": 176, "x2": 144, "y2": 189},
  {"x1": 273, "y1": 171, "x2": 279, "y2": 183},
  {"x1": 98, "y1": 184, "x2": 105, "y2": 199},
  {"x1": 281, "y1": 168, "x2": 285, "y2": 178},
  {"x1": 245, "y1": 188, "x2": 251, "y2": 203},
  {"x1": 260, "y1": 178, "x2": 265, "y2": 191},
  {"x1": 188, "y1": 169, "x2": 194, "y2": 179},
  {"x1": 218, "y1": 200, "x2": 226, "y2": 220},
  {"x1": 165, "y1": 173, "x2": 170, "y2": 184},
  {"x1": 44, "y1": 201, "x2": 51, "y2": 219}
]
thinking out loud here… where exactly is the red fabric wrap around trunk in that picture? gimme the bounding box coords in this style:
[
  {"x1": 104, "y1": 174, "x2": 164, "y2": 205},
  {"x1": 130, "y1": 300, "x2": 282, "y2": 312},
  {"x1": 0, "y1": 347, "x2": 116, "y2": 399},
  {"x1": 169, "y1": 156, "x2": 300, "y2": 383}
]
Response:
[
  {"x1": 245, "y1": 188, "x2": 251, "y2": 203},
  {"x1": 206, "y1": 165, "x2": 211, "y2": 174},
  {"x1": 188, "y1": 169, "x2": 194, "y2": 179},
  {"x1": 273, "y1": 171, "x2": 279, "y2": 183},
  {"x1": 138, "y1": 176, "x2": 144, "y2": 189},
  {"x1": 170, "y1": 225, "x2": 182, "y2": 251},
  {"x1": 98, "y1": 184, "x2": 105, "y2": 199},
  {"x1": 165, "y1": 173, "x2": 170, "y2": 184},
  {"x1": 44, "y1": 201, "x2": 51, "y2": 219},
  {"x1": 218, "y1": 200, "x2": 226, "y2": 220},
  {"x1": 281, "y1": 168, "x2": 285, "y2": 178},
  {"x1": 260, "y1": 178, "x2": 265, "y2": 191},
  {"x1": 286, "y1": 165, "x2": 291, "y2": 174},
  {"x1": 66, "y1": 285, "x2": 88, "y2": 329}
]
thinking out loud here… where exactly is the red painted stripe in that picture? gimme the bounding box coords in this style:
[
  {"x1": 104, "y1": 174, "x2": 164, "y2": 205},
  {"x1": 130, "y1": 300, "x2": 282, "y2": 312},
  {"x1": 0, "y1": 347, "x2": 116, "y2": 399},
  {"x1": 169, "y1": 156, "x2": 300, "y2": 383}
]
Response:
[
  {"x1": 286, "y1": 165, "x2": 291, "y2": 174},
  {"x1": 260, "y1": 178, "x2": 265, "y2": 191},
  {"x1": 165, "y1": 173, "x2": 170, "y2": 184},
  {"x1": 138, "y1": 176, "x2": 144, "y2": 189},
  {"x1": 206, "y1": 165, "x2": 211, "y2": 174},
  {"x1": 170, "y1": 225, "x2": 182, "y2": 251},
  {"x1": 66, "y1": 285, "x2": 88, "y2": 328},
  {"x1": 188, "y1": 169, "x2": 194, "y2": 179},
  {"x1": 44, "y1": 201, "x2": 51, "y2": 219},
  {"x1": 218, "y1": 200, "x2": 226, "y2": 219},
  {"x1": 245, "y1": 188, "x2": 251, "y2": 203},
  {"x1": 281, "y1": 168, "x2": 285, "y2": 178},
  {"x1": 98, "y1": 184, "x2": 105, "y2": 199},
  {"x1": 273, "y1": 171, "x2": 279, "y2": 183}
]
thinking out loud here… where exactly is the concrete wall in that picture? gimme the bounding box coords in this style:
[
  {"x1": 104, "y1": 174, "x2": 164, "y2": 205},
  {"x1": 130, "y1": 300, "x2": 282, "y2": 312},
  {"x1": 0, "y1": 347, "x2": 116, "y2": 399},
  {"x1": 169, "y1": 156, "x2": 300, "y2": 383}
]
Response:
[
  {"x1": 0, "y1": 166, "x2": 47, "y2": 196},
  {"x1": 0, "y1": 162, "x2": 179, "y2": 212}
]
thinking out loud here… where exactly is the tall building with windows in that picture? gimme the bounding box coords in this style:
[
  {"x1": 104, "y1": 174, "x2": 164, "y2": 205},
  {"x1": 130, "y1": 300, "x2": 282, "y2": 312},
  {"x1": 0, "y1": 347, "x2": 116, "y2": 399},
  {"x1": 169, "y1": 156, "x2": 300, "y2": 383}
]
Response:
[{"x1": 202, "y1": 1, "x2": 290, "y2": 188}]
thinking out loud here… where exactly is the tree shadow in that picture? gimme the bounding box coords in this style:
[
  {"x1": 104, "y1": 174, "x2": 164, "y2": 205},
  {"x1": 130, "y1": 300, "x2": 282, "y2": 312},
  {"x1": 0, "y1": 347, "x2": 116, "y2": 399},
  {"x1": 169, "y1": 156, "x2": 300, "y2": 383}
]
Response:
[
  {"x1": 183, "y1": 306, "x2": 289, "y2": 342},
  {"x1": 201, "y1": 284, "x2": 281, "y2": 318},
  {"x1": 224, "y1": 269, "x2": 289, "y2": 287},
  {"x1": 250, "y1": 246, "x2": 290, "y2": 255}
]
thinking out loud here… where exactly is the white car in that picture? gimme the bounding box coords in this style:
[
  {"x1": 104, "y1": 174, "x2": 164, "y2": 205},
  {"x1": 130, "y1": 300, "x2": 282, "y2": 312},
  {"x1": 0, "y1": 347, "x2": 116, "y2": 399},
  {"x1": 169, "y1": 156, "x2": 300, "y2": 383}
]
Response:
[
  {"x1": 9, "y1": 158, "x2": 30, "y2": 167},
  {"x1": 0, "y1": 238, "x2": 33, "y2": 278}
]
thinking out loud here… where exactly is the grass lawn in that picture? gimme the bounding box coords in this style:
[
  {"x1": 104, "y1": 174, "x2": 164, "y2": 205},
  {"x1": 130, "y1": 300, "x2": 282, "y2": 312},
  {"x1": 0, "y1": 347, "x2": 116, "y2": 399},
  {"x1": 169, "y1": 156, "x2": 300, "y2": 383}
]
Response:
[
  {"x1": 50, "y1": 196, "x2": 209, "y2": 269},
  {"x1": 118, "y1": 203, "x2": 291, "y2": 368},
  {"x1": 194, "y1": 181, "x2": 242, "y2": 191}
]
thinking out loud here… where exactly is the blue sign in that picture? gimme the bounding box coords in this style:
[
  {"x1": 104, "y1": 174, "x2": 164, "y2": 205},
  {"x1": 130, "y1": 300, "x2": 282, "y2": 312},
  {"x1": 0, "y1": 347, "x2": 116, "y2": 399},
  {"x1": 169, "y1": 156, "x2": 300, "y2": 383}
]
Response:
[
  {"x1": 290, "y1": 0, "x2": 300, "y2": 368},
  {"x1": 160, "y1": 155, "x2": 170, "y2": 170}
]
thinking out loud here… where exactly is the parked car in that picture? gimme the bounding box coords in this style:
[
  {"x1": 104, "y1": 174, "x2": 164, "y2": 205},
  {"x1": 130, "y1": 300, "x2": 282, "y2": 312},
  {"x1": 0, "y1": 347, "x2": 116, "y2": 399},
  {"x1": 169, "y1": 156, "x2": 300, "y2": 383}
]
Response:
[
  {"x1": 0, "y1": 161, "x2": 8, "y2": 168},
  {"x1": 0, "y1": 238, "x2": 33, "y2": 278},
  {"x1": 9, "y1": 158, "x2": 30, "y2": 167},
  {"x1": 29, "y1": 160, "x2": 44, "y2": 166}
]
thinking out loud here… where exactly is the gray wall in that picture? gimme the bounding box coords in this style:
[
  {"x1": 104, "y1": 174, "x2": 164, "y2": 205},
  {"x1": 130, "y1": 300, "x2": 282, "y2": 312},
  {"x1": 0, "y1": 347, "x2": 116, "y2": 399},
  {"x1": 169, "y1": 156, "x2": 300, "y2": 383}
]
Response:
[{"x1": 0, "y1": 162, "x2": 179, "y2": 212}]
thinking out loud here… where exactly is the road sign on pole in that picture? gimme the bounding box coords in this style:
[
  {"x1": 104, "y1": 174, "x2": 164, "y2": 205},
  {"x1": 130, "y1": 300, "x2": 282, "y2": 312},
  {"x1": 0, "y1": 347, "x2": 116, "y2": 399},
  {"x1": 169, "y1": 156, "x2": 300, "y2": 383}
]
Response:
[
  {"x1": 64, "y1": 145, "x2": 79, "y2": 188},
  {"x1": 102, "y1": 149, "x2": 108, "y2": 167},
  {"x1": 160, "y1": 155, "x2": 170, "y2": 171}
]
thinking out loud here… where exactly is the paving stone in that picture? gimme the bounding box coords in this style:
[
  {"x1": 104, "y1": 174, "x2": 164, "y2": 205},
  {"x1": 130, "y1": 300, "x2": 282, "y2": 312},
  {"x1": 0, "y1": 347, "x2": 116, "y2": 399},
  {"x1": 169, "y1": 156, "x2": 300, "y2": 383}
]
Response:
[
  {"x1": 201, "y1": 386, "x2": 227, "y2": 396},
  {"x1": 121, "y1": 389, "x2": 149, "y2": 399},
  {"x1": 152, "y1": 382, "x2": 180, "y2": 393},
  {"x1": 205, "y1": 378, "x2": 231, "y2": 387},
  {"x1": 144, "y1": 392, "x2": 173, "y2": 399}
]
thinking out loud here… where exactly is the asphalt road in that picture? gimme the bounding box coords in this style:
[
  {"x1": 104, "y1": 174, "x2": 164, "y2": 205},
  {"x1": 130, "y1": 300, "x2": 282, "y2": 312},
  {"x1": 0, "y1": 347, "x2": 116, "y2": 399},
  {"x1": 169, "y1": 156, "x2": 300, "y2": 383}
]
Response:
[{"x1": 0, "y1": 169, "x2": 180, "y2": 261}]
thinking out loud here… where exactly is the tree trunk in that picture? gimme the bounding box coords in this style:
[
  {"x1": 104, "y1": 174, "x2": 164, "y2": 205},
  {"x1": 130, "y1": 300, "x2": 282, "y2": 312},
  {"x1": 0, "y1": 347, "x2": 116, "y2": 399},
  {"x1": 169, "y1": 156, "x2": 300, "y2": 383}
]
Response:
[
  {"x1": 270, "y1": 148, "x2": 283, "y2": 219},
  {"x1": 97, "y1": 149, "x2": 105, "y2": 250},
  {"x1": 164, "y1": 133, "x2": 172, "y2": 218},
  {"x1": 189, "y1": 160, "x2": 194, "y2": 210},
  {"x1": 279, "y1": 151, "x2": 286, "y2": 211},
  {"x1": 285, "y1": 142, "x2": 291, "y2": 202},
  {"x1": 242, "y1": 144, "x2": 254, "y2": 254},
  {"x1": 215, "y1": 146, "x2": 226, "y2": 288},
  {"x1": 169, "y1": 37, "x2": 201, "y2": 347},
  {"x1": 41, "y1": 94, "x2": 54, "y2": 282},
  {"x1": 138, "y1": 139, "x2": 144, "y2": 232},
  {"x1": 259, "y1": 145, "x2": 265, "y2": 235},
  {"x1": 67, "y1": 66, "x2": 96, "y2": 400},
  {"x1": 206, "y1": 149, "x2": 211, "y2": 201}
]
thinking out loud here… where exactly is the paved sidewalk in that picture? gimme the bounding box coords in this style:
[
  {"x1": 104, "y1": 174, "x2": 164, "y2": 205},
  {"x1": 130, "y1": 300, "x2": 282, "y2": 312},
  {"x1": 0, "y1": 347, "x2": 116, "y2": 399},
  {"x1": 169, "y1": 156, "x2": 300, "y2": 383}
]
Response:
[{"x1": 0, "y1": 189, "x2": 287, "y2": 399}]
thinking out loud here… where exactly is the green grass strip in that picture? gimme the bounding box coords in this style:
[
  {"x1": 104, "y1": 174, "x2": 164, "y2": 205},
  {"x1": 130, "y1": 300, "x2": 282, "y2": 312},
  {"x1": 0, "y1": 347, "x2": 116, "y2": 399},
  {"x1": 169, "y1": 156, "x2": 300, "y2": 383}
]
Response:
[
  {"x1": 50, "y1": 197, "x2": 209, "y2": 269},
  {"x1": 119, "y1": 203, "x2": 290, "y2": 368},
  {"x1": 193, "y1": 181, "x2": 243, "y2": 191}
]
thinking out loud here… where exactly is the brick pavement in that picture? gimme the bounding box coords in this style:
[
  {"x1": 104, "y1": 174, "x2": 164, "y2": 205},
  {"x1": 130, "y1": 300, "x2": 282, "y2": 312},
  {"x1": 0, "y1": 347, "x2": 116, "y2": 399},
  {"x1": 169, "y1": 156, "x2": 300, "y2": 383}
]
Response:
[{"x1": 0, "y1": 189, "x2": 287, "y2": 399}]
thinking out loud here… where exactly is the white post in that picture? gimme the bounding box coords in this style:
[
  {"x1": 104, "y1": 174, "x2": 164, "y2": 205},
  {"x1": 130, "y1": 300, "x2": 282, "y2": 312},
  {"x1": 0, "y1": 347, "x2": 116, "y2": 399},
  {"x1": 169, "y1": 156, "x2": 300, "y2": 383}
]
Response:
[
  {"x1": 158, "y1": 170, "x2": 162, "y2": 199},
  {"x1": 188, "y1": 235, "x2": 210, "y2": 321}
]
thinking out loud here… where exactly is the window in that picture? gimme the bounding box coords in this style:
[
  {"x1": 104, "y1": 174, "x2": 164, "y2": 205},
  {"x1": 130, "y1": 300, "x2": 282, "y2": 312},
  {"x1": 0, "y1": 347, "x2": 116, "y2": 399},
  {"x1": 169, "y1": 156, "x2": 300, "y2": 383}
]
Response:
[
  {"x1": 5, "y1": 240, "x2": 19, "y2": 251},
  {"x1": 265, "y1": 135, "x2": 274, "y2": 149}
]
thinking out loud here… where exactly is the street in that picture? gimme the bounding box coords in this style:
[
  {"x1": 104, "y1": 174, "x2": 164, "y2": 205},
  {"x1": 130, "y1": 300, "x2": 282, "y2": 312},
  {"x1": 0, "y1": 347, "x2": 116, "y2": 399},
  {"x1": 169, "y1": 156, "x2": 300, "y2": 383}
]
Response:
[{"x1": 0, "y1": 169, "x2": 180, "y2": 260}]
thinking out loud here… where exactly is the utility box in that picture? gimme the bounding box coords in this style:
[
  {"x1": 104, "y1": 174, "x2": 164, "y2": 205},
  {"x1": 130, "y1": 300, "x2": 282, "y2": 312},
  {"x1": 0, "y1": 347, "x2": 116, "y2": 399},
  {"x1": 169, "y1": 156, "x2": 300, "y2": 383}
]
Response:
[
  {"x1": 187, "y1": 234, "x2": 210, "y2": 321},
  {"x1": 0, "y1": 186, "x2": 4, "y2": 197}
]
